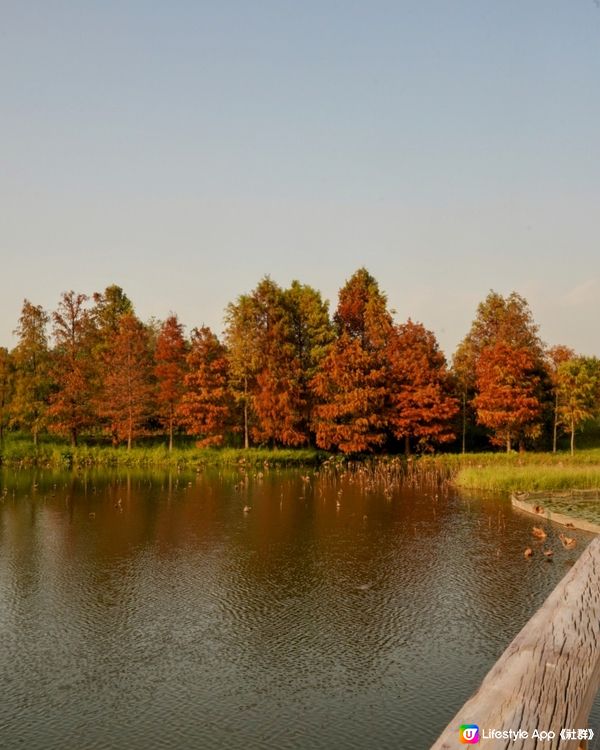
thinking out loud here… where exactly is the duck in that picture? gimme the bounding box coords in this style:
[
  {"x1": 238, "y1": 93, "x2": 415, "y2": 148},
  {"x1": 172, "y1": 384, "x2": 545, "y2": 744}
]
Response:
[
  {"x1": 531, "y1": 526, "x2": 547, "y2": 540},
  {"x1": 243, "y1": 505, "x2": 252, "y2": 513},
  {"x1": 543, "y1": 549, "x2": 554, "y2": 559},
  {"x1": 558, "y1": 533, "x2": 577, "y2": 550},
  {"x1": 524, "y1": 547, "x2": 534, "y2": 558}
]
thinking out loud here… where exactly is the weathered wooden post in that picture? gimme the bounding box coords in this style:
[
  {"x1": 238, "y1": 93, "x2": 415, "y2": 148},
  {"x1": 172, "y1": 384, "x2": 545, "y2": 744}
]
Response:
[{"x1": 432, "y1": 537, "x2": 600, "y2": 749}]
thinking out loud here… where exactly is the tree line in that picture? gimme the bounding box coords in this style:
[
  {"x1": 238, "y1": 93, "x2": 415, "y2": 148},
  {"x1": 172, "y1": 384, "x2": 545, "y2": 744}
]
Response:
[{"x1": 0, "y1": 269, "x2": 598, "y2": 455}]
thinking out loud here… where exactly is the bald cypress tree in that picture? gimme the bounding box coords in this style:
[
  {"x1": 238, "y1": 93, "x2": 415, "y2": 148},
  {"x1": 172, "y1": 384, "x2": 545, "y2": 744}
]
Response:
[{"x1": 312, "y1": 269, "x2": 392, "y2": 453}]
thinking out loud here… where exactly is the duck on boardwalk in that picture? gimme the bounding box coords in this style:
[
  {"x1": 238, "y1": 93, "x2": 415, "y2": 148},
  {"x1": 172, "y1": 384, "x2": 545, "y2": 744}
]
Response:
[
  {"x1": 532, "y1": 526, "x2": 547, "y2": 540},
  {"x1": 524, "y1": 547, "x2": 534, "y2": 558}
]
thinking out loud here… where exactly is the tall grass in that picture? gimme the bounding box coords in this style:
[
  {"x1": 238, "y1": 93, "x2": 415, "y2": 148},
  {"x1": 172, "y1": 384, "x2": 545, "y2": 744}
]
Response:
[
  {"x1": 454, "y1": 465, "x2": 600, "y2": 492},
  {"x1": 3, "y1": 431, "x2": 600, "y2": 491},
  {"x1": 0, "y1": 437, "x2": 325, "y2": 469}
]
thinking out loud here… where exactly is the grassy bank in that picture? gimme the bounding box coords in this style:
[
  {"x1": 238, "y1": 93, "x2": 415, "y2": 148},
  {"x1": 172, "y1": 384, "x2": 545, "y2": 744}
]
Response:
[
  {"x1": 369, "y1": 449, "x2": 600, "y2": 491},
  {"x1": 445, "y1": 449, "x2": 600, "y2": 491},
  {"x1": 454, "y1": 465, "x2": 600, "y2": 492},
  {"x1": 3, "y1": 434, "x2": 600, "y2": 490},
  {"x1": 0, "y1": 437, "x2": 326, "y2": 469}
]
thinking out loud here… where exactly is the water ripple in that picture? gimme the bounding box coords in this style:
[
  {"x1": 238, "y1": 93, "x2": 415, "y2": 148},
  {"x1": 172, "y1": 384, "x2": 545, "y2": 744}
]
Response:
[{"x1": 0, "y1": 469, "x2": 597, "y2": 749}]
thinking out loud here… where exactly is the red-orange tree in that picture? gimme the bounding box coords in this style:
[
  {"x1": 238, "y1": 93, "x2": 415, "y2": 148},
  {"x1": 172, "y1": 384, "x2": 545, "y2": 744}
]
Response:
[
  {"x1": 99, "y1": 313, "x2": 153, "y2": 449},
  {"x1": 226, "y1": 278, "x2": 306, "y2": 447},
  {"x1": 0, "y1": 347, "x2": 13, "y2": 446},
  {"x1": 48, "y1": 291, "x2": 94, "y2": 446},
  {"x1": 154, "y1": 314, "x2": 187, "y2": 451},
  {"x1": 312, "y1": 268, "x2": 392, "y2": 453},
  {"x1": 473, "y1": 342, "x2": 542, "y2": 452},
  {"x1": 178, "y1": 326, "x2": 232, "y2": 446},
  {"x1": 453, "y1": 291, "x2": 546, "y2": 451},
  {"x1": 250, "y1": 279, "x2": 306, "y2": 446},
  {"x1": 387, "y1": 320, "x2": 458, "y2": 453}
]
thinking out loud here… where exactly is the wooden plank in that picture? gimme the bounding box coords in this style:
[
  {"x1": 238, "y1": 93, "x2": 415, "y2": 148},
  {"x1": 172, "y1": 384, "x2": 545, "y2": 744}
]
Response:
[
  {"x1": 512, "y1": 494, "x2": 600, "y2": 535},
  {"x1": 431, "y1": 537, "x2": 600, "y2": 749}
]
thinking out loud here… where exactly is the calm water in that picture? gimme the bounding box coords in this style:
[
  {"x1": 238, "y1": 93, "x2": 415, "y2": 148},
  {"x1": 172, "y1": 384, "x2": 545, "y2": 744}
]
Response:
[{"x1": 0, "y1": 466, "x2": 598, "y2": 749}]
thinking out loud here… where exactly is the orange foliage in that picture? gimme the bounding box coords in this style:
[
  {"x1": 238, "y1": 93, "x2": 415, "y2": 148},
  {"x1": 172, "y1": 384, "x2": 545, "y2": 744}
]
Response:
[
  {"x1": 253, "y1": 362, "x2": 306, "y2": 447},
  {"x1": 99, "y1": 313, "x2": 153, "y2": 449},
  {"x1": 312, "y1": 334, "x2": 388, "y2": 453},
  {"x1": 474, "y1": 342, "x2": 542, "y2": 451},
  {"x1": 178, "y1": 326, "x2": 232, "y2": 447},
  {"x1": 225, "y1": 278, "x2": 308, "y2": 447},
  {"x1": 154, "y1": 315, "x2": 186, "y2": 450},
  {"x1": 312, "y1": 270, "x2": 392, "y2": 454},
  {"x1": 48, "y1": 292, "x2": 94, "y2": 446},
  {"x1": 387, "y1": 320, "x2": 458, "y2": 451}
]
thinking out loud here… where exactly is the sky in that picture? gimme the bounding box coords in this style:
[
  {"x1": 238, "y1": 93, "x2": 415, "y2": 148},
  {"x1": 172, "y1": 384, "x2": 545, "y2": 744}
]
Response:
[{"x1": 2, "y1": 1, "x2": 599, "y2": 358}]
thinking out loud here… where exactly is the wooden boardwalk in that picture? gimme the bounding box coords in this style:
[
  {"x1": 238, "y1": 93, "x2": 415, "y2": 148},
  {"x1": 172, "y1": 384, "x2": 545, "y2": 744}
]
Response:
[
  {"x1": 431, "y1": 537, "x2": 600, "y2": 749},
  {"x1": 512, "y1": 493, "x2": 600, "y2": 536}
]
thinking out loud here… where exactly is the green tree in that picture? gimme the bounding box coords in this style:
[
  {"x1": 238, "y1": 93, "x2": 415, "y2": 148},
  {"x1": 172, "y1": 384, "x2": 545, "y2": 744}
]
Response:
[
  {"x1": 556, "y1": 357, "x2": 600, "y2": 455},
  {"x1": 284, "y1": 281, "x2": 334, "y2": 443},
  {"x1": 225, "y1": 277, "x2": 309, "y2": 447},
  {"x1": 225, "y1": 294, "x2": 261, "y2": 448},
  {"x1": 90, "y1": 285, "x2": 135, "y2": 426},
  {"x1": 91, "y1": 284, "x2": 134, "y2": 340},
  {"x1": 249, "y1": 278, "x2": 306, "y2": 446},
  {"x1": 546, "y1": 345, "x2": 575, "y2": 452},
  {"x1": 11, "y1": 300, "x2": 51, "y2": 446}
]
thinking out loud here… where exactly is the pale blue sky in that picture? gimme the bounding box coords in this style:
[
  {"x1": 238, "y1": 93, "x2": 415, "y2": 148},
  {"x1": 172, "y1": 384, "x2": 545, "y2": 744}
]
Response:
[{"x1": 2, "y1": 1, "x2": 599, "y2": 357}]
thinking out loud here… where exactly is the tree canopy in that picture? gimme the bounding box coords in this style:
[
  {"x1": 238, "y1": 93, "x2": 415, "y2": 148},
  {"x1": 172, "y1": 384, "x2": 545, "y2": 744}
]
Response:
[{"x1": 2, "y1": 275, "x2": 598, "y2": 454}]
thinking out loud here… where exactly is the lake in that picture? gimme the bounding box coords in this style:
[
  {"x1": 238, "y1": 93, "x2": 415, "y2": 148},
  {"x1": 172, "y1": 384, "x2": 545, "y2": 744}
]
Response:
[{"x1": 1, "y1": 464, "x2": 598, "y2": 749}]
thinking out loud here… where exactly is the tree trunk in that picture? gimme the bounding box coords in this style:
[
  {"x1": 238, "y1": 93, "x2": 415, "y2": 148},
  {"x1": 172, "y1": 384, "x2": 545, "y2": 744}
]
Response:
[
  {"x1": 461, "y1": 391, "x2": 466, "y2": 454},
  {"x1": 553, "y1": 393, "x2": 558, "y2": 453},
  {"x1": 71, "y1": 428, "x2": 77, "y2": 447},
  {"x1": 33, "y1": 427, "x2": 38, "y2": 447},
  {"x1": 243, "y1": 376, "x2": 249, "y2": 449},
  {"x1": 506, "y1": 434, "x2": 511, "y2": 453},
  {"x1": 571, "y1": 418, "x2": 575, "y2": 456},
  {"x1": 405, "y1": 434, "x2": 411, "y2": 456},
  {"x1": 169, "y1": 408, "x2": 173, "y2": 452}
]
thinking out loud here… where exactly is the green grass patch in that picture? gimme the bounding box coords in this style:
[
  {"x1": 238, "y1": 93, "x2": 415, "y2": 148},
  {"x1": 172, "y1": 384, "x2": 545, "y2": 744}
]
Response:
[
  {"x1": 0, "y1": 437, "x2": 326, "y2": 469},
  {"x1": 455, "y1": 464, "x2": 600, "y2": 492},
  {"x1": 4, "y1": 431, "x2": 600, "y2": 487}
]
